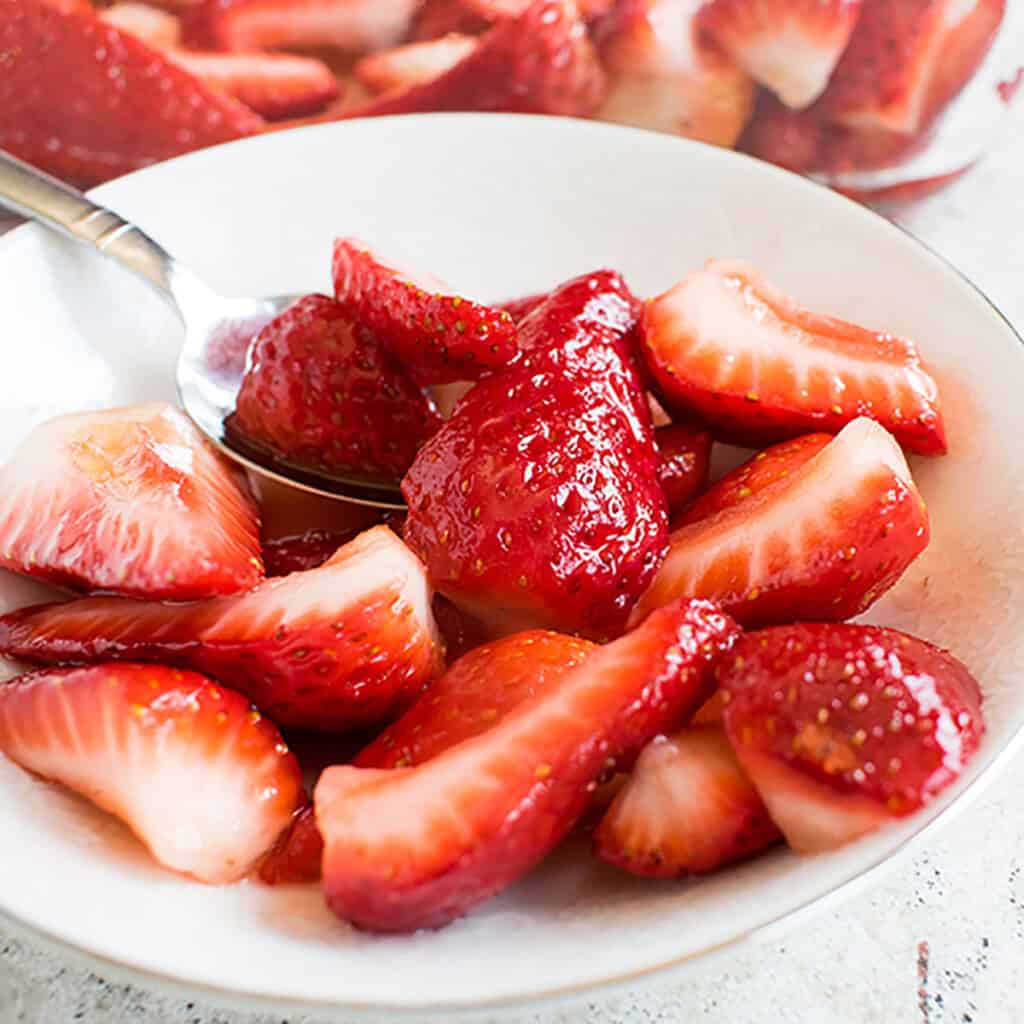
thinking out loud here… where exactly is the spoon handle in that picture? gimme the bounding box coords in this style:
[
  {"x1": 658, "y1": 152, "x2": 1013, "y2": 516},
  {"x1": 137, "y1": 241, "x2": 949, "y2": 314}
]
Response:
[{"x1": 0, "y1": 149, "x2": 185, "y2": 310}]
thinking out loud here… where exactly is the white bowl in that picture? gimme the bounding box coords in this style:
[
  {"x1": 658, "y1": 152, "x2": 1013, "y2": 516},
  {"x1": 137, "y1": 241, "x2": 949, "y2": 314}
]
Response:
[{"x1": 0, "y1": 114, "x2": 1022, "y2": 1018}]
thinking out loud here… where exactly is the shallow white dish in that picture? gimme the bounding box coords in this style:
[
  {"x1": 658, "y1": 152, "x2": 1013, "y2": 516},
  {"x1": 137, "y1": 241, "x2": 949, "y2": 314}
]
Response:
[{"x1": 0, "y1": 114, "x2": 1022, "y2": 1018}]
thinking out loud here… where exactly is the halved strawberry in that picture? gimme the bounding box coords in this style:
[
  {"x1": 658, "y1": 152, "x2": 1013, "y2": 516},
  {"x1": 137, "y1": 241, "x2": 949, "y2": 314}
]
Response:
[
  {"x1": 356, "y1": 630, "x2": 596, "y2": 769},
  {"x1": 316, "y1": 597, "x2": 738, "y2": 932},
  {"x1": 0, "y1": 526, "x2": 442, "y2": 731},
  {"x1": 594, "y1": 725, "x2": 780, "y2": 877},
  {"x1": 354, "y1": 34, "x2": 478, "y2": 95},
  {"x1": 655, "y1": 423, "x2": 712, "y2": 520},
  {"x1": 0, "y1": 664, "x2": 303, "y2": 883},
  {"x1": 630, "y1": 418, "x2": 930, "y2": 628},
  {"x1": 698, "y1": 0, "x2": 863, "y2": 110},
  {"x1": 0, "y1": 403, "x2": 262, "y2": 599},
  {"x1": 595, "y1": 0, "x2": 756, "y2": 147},
  {"x1": 232, "y1": 295, "x2": 442, "y2": 480},
  {"x1": 258, "y1": 803, "x2": 323, "y2": 885},
  {"x1": 720, "y1": 623, "x2": 985, "y2": 852},
  {"x1": 822, "y1": 0, "x2": 1006, "y2": 135},
  {"x1": 331, "y1": 240, "x2": 518, "y2": 386},
  {"x1": 641, "y1": 259, "x2": 947, "y2": 455},
  {"x1": 100, "y1": 2, "x2": 182, "y2": 47},
  {"x1": 0, "y1": 0, "x2": 263, "y2": 187},
  {"x1": 402, "y1": 270, "x2": 666, "y2": 639}
]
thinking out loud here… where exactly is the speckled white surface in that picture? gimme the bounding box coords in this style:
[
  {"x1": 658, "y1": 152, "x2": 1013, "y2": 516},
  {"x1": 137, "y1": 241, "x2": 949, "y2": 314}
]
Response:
[{"x1": 2, "y1": 54, "x2": 1024, "y2": 1024}]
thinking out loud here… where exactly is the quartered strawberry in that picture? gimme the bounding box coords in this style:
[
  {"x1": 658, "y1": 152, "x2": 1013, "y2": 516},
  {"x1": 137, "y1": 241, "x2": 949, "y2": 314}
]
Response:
[
  {"x1": 316, "y1": 598, "x2": 739, "y2": 932},
  {"x1": 0, "y1": 526, "x2": 442, "y2": 732},
  {"x1": 641, "y1": 259, "x2": 947, "y2": 455},
  {"x1": 655, "y1": 423, "x2": 712, "y2": 520},
  {"x1": 356, "y1": 630, "x2": 596, "y2": 769},
  {"x1": 630, "y1": 418, "x2": 930, "y2": 628},
  {"x1": 699, "y1": 0, "x2": 863, "y2": 110},
  {"x1": 0, "y1": 403, "x2": 262, "y2": 600},
  {"x1": 100, "y1": 2, "x2": 182, "y2": 47},
  {"x1": 823, "y1": 0, "x2": 1006, "y2": 135},
  {"x1": 595, "y1": 0, "x2": 756, "y2": 147},
  {"x1": 402, "y1": 270, "x2": 666, "y2": 639},
  {"x1": 331, "y1": 240, "x2": 518, "y2": 386},
  {"x1": 354, "y1": 35, "x2": 478, "y2": 94},
  {"x1": 258, "y1": 803, "x2": 323, "y2": 885},
  {"x1": 0, "y1": 0, "x2": 263, "y2": 187},
  {"x1": 720, "y1": 623, "x2": 985, "y2": 852},
  {"x1": 594, "y1": 725, "x2": 780, "y2": 877},
  {"x1": 0, "y1": 664, "x2": 303, "y2": 883},
  {"x1": 233, "y1": 295, "x2": 442, "y2": 480}
]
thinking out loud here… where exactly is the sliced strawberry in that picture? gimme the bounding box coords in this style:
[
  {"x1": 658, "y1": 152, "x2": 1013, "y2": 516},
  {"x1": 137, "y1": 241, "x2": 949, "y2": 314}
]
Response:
[
  {"x1": 594, "y1": 725, "x2": 780, "y2": 877},
  {"x1": 183, "y1": 0, "x2": 419, "y2": 53},
  {"x1": 100, "y1": 2, "x2": 182, "y2": 46},
  {"x1": 630, "y1": 418, "x2": 930, "y2": 628},
  {"x1": 0, "y1": 526, "x2": 442, "y2": 731},
  {"x1": 354, "y1": 35, "x2": 478, "y2": 94},
  {"x1": 699, "y1": 0, "x2": 863, "y2": 110},
  {"x1": 411, "y1": 0, "x2": 490, "y2": 40},
  {"x1": 655, "y1": 423, "x2": 712, "y2": 520},
  {"x1": 720, "y1": 623, "x2": 985, "y2": 852},
  {"x1": 316, "y1": 597, "x2": 738, "y2": 932},
  {"x1": 0, "y1": 0, "x2": 263, "y2": 187},
  {"x1": 641, "y1": 259, "x2": 947, "y2": 455},
  {"x1": 823, "y1": 0, "x2": 1006, "y2": 134},
  {"x1": 595, "y1": 0, "x2": 756, "y2": 147},
  {"x1": 0, "y1": 664, "x2": 303, "y2": 883},
  {"x1": 356, "y1": 630, "x2": 596, "y2": 769},
  {"x1": 233, "y1": 295, "x2": 442, "y2": 480},
  {"x1": 464, "y1": 0, "x2": 613, "y2": 18},
  {"x1": 500, "y1": 290, "x2": 550, "y2": 323},
  {"x1": 0, "y1": 403, "x2": 262, "y2": 599},
  {"x1": 258, "y1": 803, "x2": 323, "y2": 885},
  {"x1": 402, "y1": 270, "x2": 666, "y2": 639}
]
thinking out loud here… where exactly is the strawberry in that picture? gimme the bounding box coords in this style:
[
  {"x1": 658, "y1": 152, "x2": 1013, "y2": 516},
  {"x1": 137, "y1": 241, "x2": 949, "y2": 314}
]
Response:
[
  {"x1": 0, "y1": 403, "x2": 262, "y2": 600},
  {"x1": 720, "y1": 623, "x2": 985, "y2": 852},
  {"x1": 262, "y1": 528, "x2": 362, "y2": 577},
  {"x1": 316, "y1": 597, "x2": 739, "y2": 932},
  {"x1": 0, "y1": 0, "x2": 263, "y2": 187},
  {"x1": 99, "y1": 2, "x2": 182, "y2": 47},
  {"x1": 401, "y1": 270, "x2": 666, "y2": 639},
  {"x1": 641, "y1": 259, "x2": 947, "y2": 455},
  {"x1": 183, "y1": 0, "x2": 418, "y2": 53},
  {"x1": 595, "y1": 0, "x2": 756, "y2": 147},
  {"x1": 594, "y1": 725, "x2": 780, "y2": 877},
  {"x1": 354, "y1": 35, "x2": 479, "y2": 95},
  {"x1": 630, "y1": 418, "x2": 930, "y2": 628},
  {"x1": 356, "y1": 630, "x2": 596, "y2": 769},
  {"x1": 258, "y1": 803, "x2": 323, "y2": 885},
  {"x1": 233, "y1": 295, "x2": 441, "y2": 480},
  {"x1": 0, "y1": 526, "x2": 442, "y2": 731},
  {"x1": 655, "y1": 423, "x2": 712, "y2": 520},
  {"x1": 822, "y1": 0, "x2": 1006, "y2": 135},
  {"x1": 331, "y1": 240, "x2": 519, "y2": 386},
  {"x1": 0, "y1": 664, "x2": 303, "y2": 883},
  {"x1": 698, "y1": 0, "x2": 864, "y2": 110},
  {"x1": 464, "y1": 0, "x2": 613, "y2": 18},
  {"x1": 411, "y1": 0, "x2": 490, "y2": 40},
  {"x1": 500, "y1": 290, "x2": 550, "y2": 323}
]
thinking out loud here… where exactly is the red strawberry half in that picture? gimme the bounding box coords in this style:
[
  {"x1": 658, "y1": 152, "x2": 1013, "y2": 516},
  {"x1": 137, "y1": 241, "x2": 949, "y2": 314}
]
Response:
[
  {"x1": 316, "y1": 598, "x2": 739, "y2": 932},
  {"x1": 0, "y1": 526, "x2": 442, "y2": 732},
  {"x1": 594, "y1": 725, "x2": 780, "y2": 877},
  {"x1": 630, "y1": 418, "x2": 930, "y2": 628},
  {"x1": 354, "y1": 34, "x2": 479, "y2": 95},
  {"x1": 356, "y1": 629, "x2": 596, "y2": 769},
  {"x1": 0, "y1": 403, "x2": 262, "y2": 600},
  {"x1": 402, "y1": 270, "x2": 667, "y2": 639},
  {"x1": 655, "y1": 422, "x2": 713, "y2": 520},
  {"x1": 720, "y1": 623, "x2": 985, "y2": 852},
  {"x1": 699, "y1": 0, "x2": 864, "y2": 110},
  {"x1": 641, "y1": 259, "x2": 947, "y2": 455},
  {"x1": 232, "y1": 294, "x2": 442, "y2": 481},
  {"x1": 0, "y1": 664, "x2": 303, "y2": 883},
  {"x1": 0, "y1": 0, "x2": 263, "y2": 187}
]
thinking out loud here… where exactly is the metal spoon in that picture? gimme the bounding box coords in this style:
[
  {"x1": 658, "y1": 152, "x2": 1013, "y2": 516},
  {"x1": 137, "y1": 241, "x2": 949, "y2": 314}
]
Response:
[{"x1": 0, "y1": 149, "x2": 405, "y2": 511}]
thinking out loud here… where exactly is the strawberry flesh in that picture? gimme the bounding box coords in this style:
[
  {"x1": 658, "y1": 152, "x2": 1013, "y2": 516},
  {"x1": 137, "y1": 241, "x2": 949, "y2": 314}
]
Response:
[
  {"x1": 655, "y1": 422, "x2": 713, "y2": 520},
  {"x1": 354, "y1": 34, "x2": 478, "y2": 94},
  {"x1": 316, "y1": 598, "x2": 739, "y2": 932}
]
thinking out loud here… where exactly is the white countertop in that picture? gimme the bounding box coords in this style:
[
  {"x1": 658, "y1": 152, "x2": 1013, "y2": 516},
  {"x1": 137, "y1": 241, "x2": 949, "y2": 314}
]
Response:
[{"x1": 2, "y1": 70, "x2": 1023, "y2": 1024}]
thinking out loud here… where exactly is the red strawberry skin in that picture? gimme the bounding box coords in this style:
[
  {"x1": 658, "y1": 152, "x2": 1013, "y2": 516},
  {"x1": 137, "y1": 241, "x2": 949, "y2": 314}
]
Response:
[
  {"x1": 0, "y1": 526, "x2": 442, "y2": 732},
  {"x1": 0, "y1": 0, "x2": 263, "y2": 187},
  {"x1": 233, "y1": 295, "x2": 442, "y2": 480},
  {"x1": 331, "y1": 240, "x2": 519, "y2": 386},
  {"x1": 316, "y1": 598, "x2": 739, "y2": 932},
  {"x1": 402, "y1": 270, "x2": 667, "y2": 639},
  {"x1": 0, "y1": 664, "x2": 303, "y2": 883},
  {"x1": 258, "y1": 804, "x2": 323, "y2": 885},
  {"x1": 356, "y1": 630, "x2": 596, "y2": 769},
  {"x1": 655, "y1": 423, "x2": 713, "y2": 520},
  {"x1": 720, "y1": 624, "x2": 985, "y2": 850}
]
